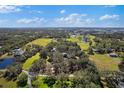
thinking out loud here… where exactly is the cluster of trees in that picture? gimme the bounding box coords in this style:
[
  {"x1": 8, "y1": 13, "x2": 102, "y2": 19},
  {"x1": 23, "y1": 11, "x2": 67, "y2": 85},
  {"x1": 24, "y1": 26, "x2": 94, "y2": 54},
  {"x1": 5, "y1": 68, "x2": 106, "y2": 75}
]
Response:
[
  {"x1": 92, "y1": 32, "x2": 124, "y2": 55},
  {"x1": 118, "y1": 58, "x2": 124, "y2": 72},
  {"x1": 15, "y1": 44, "x2": 42, "y2": 63},
  {"x1": 17, "y1": 72, "x2": 28, "y2": 87},
  {"x1": 0, "y1": 30, "x2": 37, "y2": 56},
  {"x1": 1, "y1": 44, "x2": 43, "y2": 83},
  {"x1": 0, "y1": 28, "x2": 69, "y2": 56},
  {"x1": 100, "y1": 71, "x2": 124, "y2": 88},
  {"x1": 29, "y1": 40, "x2": 102, "y2": 88},
  {"x1": 3, "y1": 64, "x2": 22, "y2": 81}
]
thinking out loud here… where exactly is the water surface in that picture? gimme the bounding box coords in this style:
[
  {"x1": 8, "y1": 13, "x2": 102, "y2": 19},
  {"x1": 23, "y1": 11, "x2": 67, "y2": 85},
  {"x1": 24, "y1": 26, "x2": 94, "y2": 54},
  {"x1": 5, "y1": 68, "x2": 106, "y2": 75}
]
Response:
[{"x1": 0, "y1": 58, "x2": 15, "y2": 69}]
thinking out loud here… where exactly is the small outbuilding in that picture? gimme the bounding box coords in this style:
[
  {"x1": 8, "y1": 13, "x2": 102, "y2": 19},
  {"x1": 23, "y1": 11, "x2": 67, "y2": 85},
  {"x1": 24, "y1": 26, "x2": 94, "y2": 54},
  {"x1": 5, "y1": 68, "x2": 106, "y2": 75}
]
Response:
[{"x1": 109, "y1": 53, "x2": 118, "y2": 57}]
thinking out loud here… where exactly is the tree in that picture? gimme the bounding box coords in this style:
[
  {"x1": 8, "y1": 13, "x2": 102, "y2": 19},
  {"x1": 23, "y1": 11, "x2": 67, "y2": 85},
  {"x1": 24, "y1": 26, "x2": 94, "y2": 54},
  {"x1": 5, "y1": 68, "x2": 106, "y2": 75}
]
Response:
[
  {"x1": 78, "y1": 36, "x2": 82, "y2": 42},
  {"x1": 89, "y1": 41, "x2": 92, "y2": 46},
  {"x1": 3, "y1": 64, "x2": 22, "y2": 81},
  {"x1": 88, "y1": 47, "x2": 94, "y2": 55},
  {"x1": 17, "y1": 72, "x2": 27, "y2": 87},
  {"x1": 40, "y1": 49, "x2": 47, "y2": 59},
  {"x1": 118, "y1": 58, "x2": 124, "y2": 72},
  {"x1": 43, "y1": 76, "x2": 56, "y2": 88}
]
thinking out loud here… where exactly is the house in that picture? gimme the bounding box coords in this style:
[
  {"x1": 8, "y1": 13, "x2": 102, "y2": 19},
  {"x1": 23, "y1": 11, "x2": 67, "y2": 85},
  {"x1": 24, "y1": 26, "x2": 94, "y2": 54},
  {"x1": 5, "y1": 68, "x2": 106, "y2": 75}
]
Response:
[
  {"x1": 51, "y1": 47, "x2": 56, "y2": 52},
  {"x1": 109, "y1": 53, "x2": 118, "y2": 57},
  {"x1": 51, "y1": 67, "x2": 55, "y2": 73},
  {"x1": 62, "y1": 52, "x2": 68, "y2": 58},
  {"x1": 12, "y1": 48, "x2": 25, "y2": 56}
]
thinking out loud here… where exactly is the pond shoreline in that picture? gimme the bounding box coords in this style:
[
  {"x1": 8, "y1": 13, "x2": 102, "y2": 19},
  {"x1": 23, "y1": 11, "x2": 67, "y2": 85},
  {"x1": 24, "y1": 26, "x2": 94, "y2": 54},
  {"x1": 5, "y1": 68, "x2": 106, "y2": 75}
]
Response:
[{"x1": 0, "y1": 57, "x2": 15, "y2": 69}]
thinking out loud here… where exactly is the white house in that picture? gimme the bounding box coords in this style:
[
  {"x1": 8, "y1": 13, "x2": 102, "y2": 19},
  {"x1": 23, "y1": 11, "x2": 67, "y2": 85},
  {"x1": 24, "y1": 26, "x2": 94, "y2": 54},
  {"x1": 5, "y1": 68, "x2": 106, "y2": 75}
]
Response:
[{"x1": 12, "y1": 48, "x2": 25, "y2": 56}]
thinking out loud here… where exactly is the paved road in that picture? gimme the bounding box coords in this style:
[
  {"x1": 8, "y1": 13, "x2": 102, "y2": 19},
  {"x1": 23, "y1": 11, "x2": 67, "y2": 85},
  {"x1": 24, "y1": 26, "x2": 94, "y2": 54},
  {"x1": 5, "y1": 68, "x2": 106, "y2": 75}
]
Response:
[{"x1": 22, "y1": 70, "x2": 49, "y2": 88}]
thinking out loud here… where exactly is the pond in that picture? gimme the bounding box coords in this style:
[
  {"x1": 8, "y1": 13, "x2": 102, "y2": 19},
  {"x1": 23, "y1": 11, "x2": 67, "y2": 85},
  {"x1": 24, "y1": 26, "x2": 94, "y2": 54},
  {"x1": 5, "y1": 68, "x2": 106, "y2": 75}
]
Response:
[{"x1": 0, "y1": 58, "x2": 15, "y2": 69}]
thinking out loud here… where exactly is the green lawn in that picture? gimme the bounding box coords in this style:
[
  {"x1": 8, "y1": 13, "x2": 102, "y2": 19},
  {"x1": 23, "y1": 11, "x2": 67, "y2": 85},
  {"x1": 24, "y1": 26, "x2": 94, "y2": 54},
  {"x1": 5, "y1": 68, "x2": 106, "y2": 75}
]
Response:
[
  {"x1": 0, "y1": 78, "x2": 17, "y2": 88},
  {"x1": 89, "y1": 54, "x2": 121, "y2": 71},
  {"x1": 23, "y1": 53, "x2": 40, "y2": 70},
  {"x1": 26, "y1": 38, "x2": 52, "y2": 47}
]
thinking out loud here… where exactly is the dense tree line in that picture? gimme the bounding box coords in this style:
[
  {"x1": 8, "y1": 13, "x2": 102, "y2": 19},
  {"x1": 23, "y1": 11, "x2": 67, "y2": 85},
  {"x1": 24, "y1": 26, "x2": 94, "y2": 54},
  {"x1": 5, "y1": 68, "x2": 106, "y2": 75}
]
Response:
[
  {"x1": 93, "y1": 32, "x2": 124, "y2": 55},
  {"x1": 0, "y1": 29, "x2": 69, "y2": 56}
]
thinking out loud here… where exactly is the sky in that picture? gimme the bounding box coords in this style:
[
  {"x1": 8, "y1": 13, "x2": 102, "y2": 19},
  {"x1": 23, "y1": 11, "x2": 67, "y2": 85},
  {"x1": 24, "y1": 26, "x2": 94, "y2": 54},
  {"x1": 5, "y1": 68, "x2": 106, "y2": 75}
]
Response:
[{"x1": 0, "y1": 5, "x2": 124, "y2": 27}]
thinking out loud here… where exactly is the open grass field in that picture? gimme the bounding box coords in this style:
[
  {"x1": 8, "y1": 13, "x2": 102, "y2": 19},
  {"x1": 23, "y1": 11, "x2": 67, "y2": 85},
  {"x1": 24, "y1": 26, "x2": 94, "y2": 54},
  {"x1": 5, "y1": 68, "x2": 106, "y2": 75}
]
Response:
[
  {"x1": 26, "y1": 38, "x2": 52, "y2": 47},
  {"x1": 23, "y1": 53, "x2": 40, "y2": 70},
  {"x1": 67, "y1": 35, "x2": 95, "y2": 51},
  {"x1": 89, "y1": 54, "x2": 121, "y2": 71},
  {"x1": 0, "y1": 78, "x2": 17, "y2": 88}
]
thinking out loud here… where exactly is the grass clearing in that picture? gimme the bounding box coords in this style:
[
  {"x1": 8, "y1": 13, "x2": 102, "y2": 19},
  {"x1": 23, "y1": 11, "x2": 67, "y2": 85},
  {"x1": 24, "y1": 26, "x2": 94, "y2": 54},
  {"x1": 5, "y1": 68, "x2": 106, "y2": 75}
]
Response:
[
  {"x1": 67, "y1": 35, "x2": 89, "y2": 51},
  {"x1": 26, "y1": 38, "x2": 52, "y2": 47},
  {"x1": 0, "y1": 78, "x2": 17, "y2": 88},
  {"x1": 89, "y1": 54, "x2": 121, "y2": 71},
  {"x1": 23, "y1": 53, "x2": 40, "y2": 70}
]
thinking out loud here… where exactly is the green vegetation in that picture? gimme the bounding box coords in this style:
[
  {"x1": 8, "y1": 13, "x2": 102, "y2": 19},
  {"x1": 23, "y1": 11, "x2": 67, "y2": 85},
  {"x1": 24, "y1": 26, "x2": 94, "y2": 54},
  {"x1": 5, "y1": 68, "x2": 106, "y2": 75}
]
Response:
[
  {"x1": 0, "y1": 28, "x2": 124, "y2": 88},
  {"x1": 23, "y1": 53, "x2": 40, "y2": 70},
  {"x1": 89, "y1": 54, "x2": 121, "y2": 71},
  {"x1": 67, "y1": 35, "x2": 89, "y2": 51},
  {"x1": 17, "y1": 72, "x2": 28, "y2": 87},
  {"x1": 26, "y1": 38, "x2": 52, "y2": 47},
  {"x1": 0, "y1": 78, "x2": 17, "y2": 88},
  {"x1": 32, "y1": 76, "x2": 48, "y2": 88}
]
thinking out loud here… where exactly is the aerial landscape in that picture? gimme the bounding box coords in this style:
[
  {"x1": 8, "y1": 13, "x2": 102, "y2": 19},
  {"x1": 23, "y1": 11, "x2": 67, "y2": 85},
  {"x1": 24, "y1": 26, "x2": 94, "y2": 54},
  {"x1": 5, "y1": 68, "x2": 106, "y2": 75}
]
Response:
[{"x1": 0, "y1": 5, "x2": 124, "y2": 88}]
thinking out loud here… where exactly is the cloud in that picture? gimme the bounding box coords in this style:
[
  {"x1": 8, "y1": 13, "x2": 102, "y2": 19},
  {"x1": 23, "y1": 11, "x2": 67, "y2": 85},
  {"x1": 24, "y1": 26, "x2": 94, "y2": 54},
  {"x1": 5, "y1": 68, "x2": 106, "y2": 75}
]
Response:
[
  {"x1": 0, "y1": 5, "x2": 21, "y2": 13},
  {"x1": 99, "y1": 14, "x2": 119, "y2": 21},
  {"x1": 55, "y1": 13, "x2": 87, "y2": 24},
  {"x1": 29, "y1": 10, "x2": 43, "y2": 14},
  {"x1": 60, "y1": 9, "x2": 66, "y2": 14},
  {"x1": 17, "y1": 17, "x2": 46, "y2": 24},
  {"x1": 85, "y1": 18, "x2": 95, "y2": 24},
  {"x1": 54, "y1": 13, "x2": 95, "y2": 26}
]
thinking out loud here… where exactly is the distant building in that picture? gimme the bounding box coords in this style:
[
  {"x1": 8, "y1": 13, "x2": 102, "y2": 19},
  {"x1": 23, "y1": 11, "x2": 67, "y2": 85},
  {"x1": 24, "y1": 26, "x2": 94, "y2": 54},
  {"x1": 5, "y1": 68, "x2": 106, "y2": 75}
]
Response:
[
  {"x1": 12, "y1": 48, "x2": 25, "y2": 56},
  {"x1": 71, "y1": 35, "x2": 76, "y2": 38}
]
